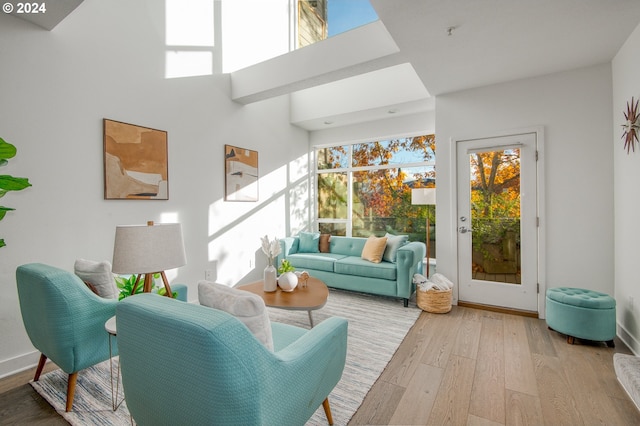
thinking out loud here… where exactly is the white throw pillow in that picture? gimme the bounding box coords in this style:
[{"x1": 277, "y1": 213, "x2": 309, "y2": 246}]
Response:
[
  {"x1": 74, "y1": 259, "x2": 118, "y2": 299},
  {"x1": 197, "y1": 280, "x2": 274, "y2": 351},
  {"x1": 383, "y1": 233, "x2": 408, "y2": 263}
]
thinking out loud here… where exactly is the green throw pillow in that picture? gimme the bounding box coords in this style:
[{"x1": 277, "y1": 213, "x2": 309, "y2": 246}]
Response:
[
  {"x1": 383, "y1": 233, "x2": 409, "y2": 263},
  {"x1": 298, "y1": 232, "x2": 320, "y2": 253}
]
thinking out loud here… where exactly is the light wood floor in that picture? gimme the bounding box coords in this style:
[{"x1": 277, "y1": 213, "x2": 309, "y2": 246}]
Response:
[
  {"x1": 350, "y1": 305, "x2": 640, "y2": 425},
  {"x1": 1, "y1": 305, "x2": 638, "y2": 425}
]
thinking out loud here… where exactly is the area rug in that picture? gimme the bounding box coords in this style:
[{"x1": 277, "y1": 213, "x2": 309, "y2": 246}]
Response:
[{"x1": 31, "y1": 289, "x2": 420, "y2": 425}]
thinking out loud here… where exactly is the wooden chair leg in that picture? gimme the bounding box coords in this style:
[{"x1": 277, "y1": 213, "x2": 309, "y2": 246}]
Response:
[
  {"x1": 322, "y1": 398, "x2": 334, "y2": 425},
  {"x1": 33, "y1": 354, "x2": 47, "y2": 381},
  {"x1": 66, "y1": 372, "x2": 78, "y2": 412},
  {"x1": 567, "y1": 335, "x2": 575, "y2": 345}
]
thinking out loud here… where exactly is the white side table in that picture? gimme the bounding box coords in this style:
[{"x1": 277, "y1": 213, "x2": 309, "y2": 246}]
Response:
[{"x1": 104, "y1": 316, "x2": 124, "y2": 411}]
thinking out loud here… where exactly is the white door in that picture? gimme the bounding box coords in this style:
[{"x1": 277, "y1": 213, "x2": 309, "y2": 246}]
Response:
[{"x1": 456, "y1": 133, "x2": 538, "y2": 312}]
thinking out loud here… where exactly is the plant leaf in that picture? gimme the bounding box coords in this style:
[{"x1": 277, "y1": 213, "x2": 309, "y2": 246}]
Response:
[
  {"x1": 0, "y1": 239, "x2": 5, "y2": 248},
  {"x1": 0, "y1": 176, "x2": 32, "y2": 191},
  {"x1": 0, "y1": 207, "x2": 14, "y2": 221},
  {"x1": 0, "y1": 138, "x2": 16, "y2": 160}
]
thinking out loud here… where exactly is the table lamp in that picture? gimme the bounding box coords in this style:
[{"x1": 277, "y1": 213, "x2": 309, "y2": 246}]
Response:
[
  {"x1": 411, "y1": 188, "x2": 436, "y2": 277},
  {"x1": 112, "y1": 221, "x2": 186, "y2": 297}
]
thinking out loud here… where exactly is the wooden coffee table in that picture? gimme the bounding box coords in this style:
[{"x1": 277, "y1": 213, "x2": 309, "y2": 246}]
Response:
[{"x1": 239, "y1": 276, "x2": 329, "y2": 327}]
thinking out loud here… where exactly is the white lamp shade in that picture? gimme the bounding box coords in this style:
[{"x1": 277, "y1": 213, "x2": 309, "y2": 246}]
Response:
[
  {"x1": 112, "y1": 222, "x2": 186, "y2": 274},
  {"x1": 411, "y1": 188, "x2": 436, "y2": 205}
]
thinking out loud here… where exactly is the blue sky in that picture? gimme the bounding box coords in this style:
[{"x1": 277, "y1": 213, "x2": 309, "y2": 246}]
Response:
[{"x1": 327, "y1": 0, "x2": 378, "y2": 37}]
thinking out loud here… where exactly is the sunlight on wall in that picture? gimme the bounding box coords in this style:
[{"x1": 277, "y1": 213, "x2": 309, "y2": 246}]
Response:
[
  {"x1": 288, "y1": 154, "x2": 310, "y2": 234},
  {"x1": 207, "y1": 154, "x2": 310, "y2": 286},
  {"x1": 289, "y1": 152, "x2": 309, "y2": 182},
  {"x1": 221, "y1": 0, "x2": 290, "y2": 73},
  {"x1": 165, "y1": 0, "x2": 215, "y2": 79}
]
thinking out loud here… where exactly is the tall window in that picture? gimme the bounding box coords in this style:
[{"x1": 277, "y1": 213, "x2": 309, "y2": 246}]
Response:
[{"x1": 316, "y1": 135, "x2": 436, "y2": 252}]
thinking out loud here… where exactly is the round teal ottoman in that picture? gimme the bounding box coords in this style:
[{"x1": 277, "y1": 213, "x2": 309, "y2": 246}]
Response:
[{"x1": 546, "y1": 287, "x2": 616, "y2": 347}]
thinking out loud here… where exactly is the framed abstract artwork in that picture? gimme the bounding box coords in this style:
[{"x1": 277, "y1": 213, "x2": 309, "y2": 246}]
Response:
[
  {"x1": 103, "y1": 119, "x2": 169, "y2": 200},
  {"x1": 225, "y1": 144, "x2": 258, "y2": 201}
]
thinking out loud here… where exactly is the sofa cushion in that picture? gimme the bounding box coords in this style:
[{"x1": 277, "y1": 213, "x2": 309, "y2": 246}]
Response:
[
  {"x1": 361, "y1": 235, "x2": 388, "y2": 263},
  {"x1": 298, "y1": 232, "x2": 320, "y2": 253},
  {"x1": 335, "y1": 256, "x2": 397, "y2": 280},
  {"x1": 74, "y1": 259, "x2": 118, "y2": 299},
  {"x1": 286, "y1": 253, "x2": 346, "y2": 272},
  {"x1": 383, "y1": 233, "x2": 408, "y2": 263},
  {"x1": 329, "y1": 236, "x2": 366, "y2": 256},
  {"x1": 198, "y1": 281, "x2": 273, "y2": 351}
]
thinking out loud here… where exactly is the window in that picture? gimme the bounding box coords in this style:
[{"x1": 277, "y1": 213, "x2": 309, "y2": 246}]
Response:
[
  {"x1": 297, "y1": 0, "x2": 379, "y2": 48},
  {"x1": 315, "y1": 135, "x2": 436, "y2": 253}
]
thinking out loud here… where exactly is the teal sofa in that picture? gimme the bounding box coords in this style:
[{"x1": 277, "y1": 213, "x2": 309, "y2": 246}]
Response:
[
  {"x1": 117, "y1": 293, "x2": 348, "y2": 425},
  {"x1": 278, "y1": 235, "x2": 426, "y2": 307}
]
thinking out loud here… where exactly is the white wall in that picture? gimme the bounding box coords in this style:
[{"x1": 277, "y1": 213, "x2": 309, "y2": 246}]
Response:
[
  {"x1": 613, "y1": 21, "x2": 640, "y2": 354},
  {"x1": 435, "y1": 64, "x2": 614, "y2": 313},
  {"x1": 0, "y1": 0, "x2": 309, "y2": 377}
]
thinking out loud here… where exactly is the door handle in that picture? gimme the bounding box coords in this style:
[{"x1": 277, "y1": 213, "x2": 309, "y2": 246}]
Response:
[{"x1": 458, "y1": 226, "x2": 472, "y2": 234}]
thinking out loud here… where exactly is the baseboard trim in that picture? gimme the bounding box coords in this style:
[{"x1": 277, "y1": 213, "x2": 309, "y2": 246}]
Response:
[
  {"x1": 457, "y1": 301, "x2": 539, "y2": 318},
  {"x1": 617, "y1": 322, "x2": 640, "y2": 356},
  {"x1": 0, "y1": 350, "x2": 40, "y2": 380}
]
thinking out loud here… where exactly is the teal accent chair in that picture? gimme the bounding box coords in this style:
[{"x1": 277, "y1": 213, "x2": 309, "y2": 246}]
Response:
[
  {"x1": 116, "y1": 293, "x2": 348, "y2": 425},
  {"x1": 15, "y1": 263, "x2": 189, "y2": 412},
  {"x1": 16, "y1": 263, "x2": 119, "y2": 412}
]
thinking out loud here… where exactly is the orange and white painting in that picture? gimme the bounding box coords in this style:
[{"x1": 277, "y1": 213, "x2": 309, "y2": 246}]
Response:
[
  {"x1": 103, "y1": 119, "x2": 169, "y2": 200},
  {"x1": 225, "y1": 144, "x2": 258, "y2": 201}
]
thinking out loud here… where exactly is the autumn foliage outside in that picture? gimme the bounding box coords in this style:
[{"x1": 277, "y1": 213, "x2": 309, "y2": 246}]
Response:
[{"x1": 317, "y1": 135, "x2": 436, "y2": 245}]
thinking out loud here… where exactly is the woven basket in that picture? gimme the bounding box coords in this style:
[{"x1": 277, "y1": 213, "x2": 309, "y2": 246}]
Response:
[{"x1": 417, "y1": 288, "x2": 452, "y2": 313}]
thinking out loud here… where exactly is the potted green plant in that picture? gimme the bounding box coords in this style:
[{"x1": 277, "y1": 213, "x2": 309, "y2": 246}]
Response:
[
  {"x1": 277, "y1": 259, "x2": 298, "y2": 292},
  {"x1": 115, "y1": 273, "x2": 177, "y2": 300},
  {"x1": 0, "y1": 137, "x2": 32, "y2": 249}
]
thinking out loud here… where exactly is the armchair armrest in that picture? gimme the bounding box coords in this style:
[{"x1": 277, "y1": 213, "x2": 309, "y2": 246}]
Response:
[
  {"x1": 274, "y1": 316, "x2": 347, "y2": 361},
  {"x1": 396, "y1": 241, "x2": 426, "y2": 299},
  {"x1": 263, "y1": 317, "x2": 348, "y2": 423}
]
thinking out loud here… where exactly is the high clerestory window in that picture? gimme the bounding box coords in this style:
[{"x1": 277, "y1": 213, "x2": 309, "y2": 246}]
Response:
[
  {"x1": 298, "y1": 0, "x2": 378, "y2": 48},
  {"x1": 315, "y1": 135, "x2": 436, "y2": 254},
  {"x1": 223, "y1": 0, "x2": 379, "y2": 73}
]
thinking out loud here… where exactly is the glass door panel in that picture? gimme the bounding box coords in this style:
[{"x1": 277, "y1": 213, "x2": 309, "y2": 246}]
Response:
[{"x1": 470, "y1": 148, "x2": 521, "y2": 284}]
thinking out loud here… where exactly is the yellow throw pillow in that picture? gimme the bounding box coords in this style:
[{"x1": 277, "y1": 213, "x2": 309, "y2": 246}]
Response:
[{"x1": 361, "y1": 235, "x2": 388, "y2": 263}]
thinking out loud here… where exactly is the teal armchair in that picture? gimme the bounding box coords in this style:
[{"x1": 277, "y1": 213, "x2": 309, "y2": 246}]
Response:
[
  {"x1": 116, "y1": 293, "x2": 348, "y2": 425},
  {"x1": 16, "y1": 263, "x2": 119, "y2": 412}
]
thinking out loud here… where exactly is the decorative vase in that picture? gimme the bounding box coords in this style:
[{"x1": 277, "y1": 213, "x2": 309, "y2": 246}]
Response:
[
  {"x1": 278, "y1": 271, "x2": 298, "y2": 292},
  {"x1": 264, "y1": 264, "x2": 277, "y2": 292}
]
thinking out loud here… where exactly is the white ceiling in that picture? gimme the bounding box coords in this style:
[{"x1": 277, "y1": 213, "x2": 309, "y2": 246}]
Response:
[
  {"x1": 12, "y1": 0, "x2": 640, "y2": 131},
  {"x1": 373, "y1": 0, "x2": 640, "y2": 96},
  {"x1": 292, "y1": 0, "x2": 640, "y2": 130},
  {"x1": 9, "y1": 0, "x2": 83, "y2": 30}
]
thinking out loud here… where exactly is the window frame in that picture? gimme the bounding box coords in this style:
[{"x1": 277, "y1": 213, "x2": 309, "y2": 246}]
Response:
[{"x1": 313, "y1": 135, "x2": 436, "y2": 238}]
